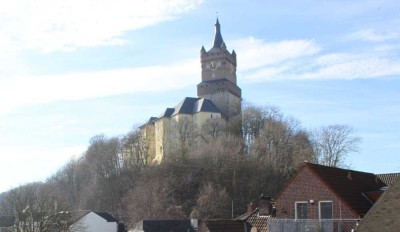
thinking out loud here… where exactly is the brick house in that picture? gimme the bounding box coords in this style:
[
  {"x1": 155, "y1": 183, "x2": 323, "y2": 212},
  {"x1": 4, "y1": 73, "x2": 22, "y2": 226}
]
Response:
[{"x1": 274, "y1": 162, "x2": 386, "y2": 220}]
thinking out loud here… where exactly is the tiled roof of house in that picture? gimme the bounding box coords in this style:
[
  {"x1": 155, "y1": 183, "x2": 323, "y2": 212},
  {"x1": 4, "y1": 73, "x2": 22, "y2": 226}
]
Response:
[
  {"x1": 304, "y1": 163, "x2": 386, "y2": 216},
  {"x1": 198, "y1": 220, "x2": 251, "y2": 232},
  {"x1": 236, "y1": 208, "x2": 269, "y2": 232},
  {"x1": 377, "y1": 173, "x2": 400, "y2": 186},
  {"x1": 356, "y1": 175, "x2": 400, "y2": 232}
]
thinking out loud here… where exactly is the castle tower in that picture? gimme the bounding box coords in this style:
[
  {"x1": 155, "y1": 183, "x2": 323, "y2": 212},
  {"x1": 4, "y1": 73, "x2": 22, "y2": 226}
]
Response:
[{"x1": 197, "y1": 19, "x2": 242, "y2": 119}]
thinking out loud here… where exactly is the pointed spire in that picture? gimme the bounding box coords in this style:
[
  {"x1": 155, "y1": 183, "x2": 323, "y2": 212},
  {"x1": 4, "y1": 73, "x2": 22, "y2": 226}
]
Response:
[{"x1": 213, "y1": 18, "x2": 224, "y2": 48}]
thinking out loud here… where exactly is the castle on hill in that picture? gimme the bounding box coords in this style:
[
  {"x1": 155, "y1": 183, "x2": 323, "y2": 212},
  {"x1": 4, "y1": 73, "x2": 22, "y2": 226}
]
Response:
[{"x1": 141, "y1": 19, "x2": 242, "y2": 163}]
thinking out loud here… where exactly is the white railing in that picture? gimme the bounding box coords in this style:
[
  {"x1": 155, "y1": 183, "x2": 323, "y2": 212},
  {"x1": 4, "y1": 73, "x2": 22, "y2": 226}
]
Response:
[{"x1": 267, "y1": 219, "x2": 359, "y2": 232}]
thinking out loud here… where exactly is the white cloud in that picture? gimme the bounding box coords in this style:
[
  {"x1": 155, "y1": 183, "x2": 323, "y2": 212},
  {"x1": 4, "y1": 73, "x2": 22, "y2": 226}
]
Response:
[
  {"x1": 348, "y1": 28, "x2": 399, "y2": 42},
  {"x1": 0, "y1": 59, "x2": 199, "y2": 115},
  {"x1": 232, "y1": 37, "x2": 321, "y2": 70},
  {"x1": 233, "y1": 36, "x2": 400, "y2": 82},
  {"x1": 0, "y1": 0, "x2": 203, "y2": 53},
  {"x1": 243, "y1": 53, "x2": 400, "y2": 82},
  {"x1": 0, "y1": 145, "x2": 86, "y2": 192},
  {"x1": 298, "y1": 54, "x2": 400, "y2": 80}
]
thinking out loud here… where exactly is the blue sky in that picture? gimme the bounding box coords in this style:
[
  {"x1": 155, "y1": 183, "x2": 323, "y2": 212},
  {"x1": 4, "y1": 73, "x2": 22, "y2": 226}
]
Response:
[{"x1": 0, "y1": 0, "x2": 399, "y2": 192}]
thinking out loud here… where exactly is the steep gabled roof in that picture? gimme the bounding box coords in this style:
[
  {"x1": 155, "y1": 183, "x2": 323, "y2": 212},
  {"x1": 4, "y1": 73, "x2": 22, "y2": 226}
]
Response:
[
  {"x1": 276, "y1": 163, "x2": 386, "y2": 217},
  {"x1": 356, "y1": 175, "x2": 400, "y2": 231},
  {"x1": 52, "y1": 210, "x2": 118, "y2": 224},
  {"x1": 306, "y1": 163, "x2": 385, "y2": 216}
]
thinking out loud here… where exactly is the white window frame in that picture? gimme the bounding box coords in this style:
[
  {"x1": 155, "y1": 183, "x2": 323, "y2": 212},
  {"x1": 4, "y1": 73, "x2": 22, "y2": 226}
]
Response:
[
  {"x1": 318, "y1": 200, "x2": 333, "y2": 220},
  {"x1": 295, "y1": 201, "x2": 308, "y2": 219}
]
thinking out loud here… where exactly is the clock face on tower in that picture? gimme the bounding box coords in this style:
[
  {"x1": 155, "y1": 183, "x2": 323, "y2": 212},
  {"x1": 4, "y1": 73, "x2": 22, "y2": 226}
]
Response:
[{"x1": 206, "y1": 60, "x2": 220, "y2": 72}]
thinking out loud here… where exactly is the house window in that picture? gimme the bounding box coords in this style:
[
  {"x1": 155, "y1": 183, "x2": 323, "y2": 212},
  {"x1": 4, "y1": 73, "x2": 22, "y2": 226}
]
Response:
[
  {"x1": 319, "y1": 201, "x2": 333, "y2": 219},
  {"x1": 295, "y1": 202, "x2": 308, "y2": 219}
]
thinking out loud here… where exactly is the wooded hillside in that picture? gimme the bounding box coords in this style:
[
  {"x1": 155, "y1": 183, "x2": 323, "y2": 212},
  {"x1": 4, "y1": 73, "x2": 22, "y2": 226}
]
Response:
[{"x1": 0, "y1": 104, "x2": 360, "y2": 228}]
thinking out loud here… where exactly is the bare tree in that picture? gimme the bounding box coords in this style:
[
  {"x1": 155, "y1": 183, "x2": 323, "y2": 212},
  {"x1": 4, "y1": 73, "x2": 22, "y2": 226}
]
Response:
[
  {"x1": 0, "y1": 183, "x2": 83, "y2": 232},
  {"x1": 242, "y1": 104, "x2": 282, "y2": 154},
  {"x1": 311, "y1": 124, "x2": 361, "y2": 168},
  {"x1": 196, "y1": 182, "x2": 231, "y2": 219},
  {"x1": 124, "y1": 173, "x2": 180, "y2": 224},
  {"x1": 121, "y1": 128, "x2": 148, "y2": 168},
  {"x1": 201, "y1": 118, "x2": 225, "y2": 140},
  {"x1": 171, "y1": 118, "x2": 196, "y2": 160}
]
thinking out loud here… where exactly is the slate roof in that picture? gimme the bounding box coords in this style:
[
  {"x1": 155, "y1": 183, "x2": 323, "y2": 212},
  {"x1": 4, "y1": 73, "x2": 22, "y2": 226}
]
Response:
[
  {"x1": 171, "y1": 97, "x2": 220, "y2": 116},
  {"x1": 147, "y1": 117, "x2": 158, "y2": 124},
  {"x1": 137, "y1": 219, "x2": 196, "y2": 232},
  {"x1": 139, "y1": 117, "x2": 159, "y2": 129},
  {"x1": 212, "y1": 18, "x2": 224, "y2": 49},
  {"x1": 159, "y1": 108, "x2": 175, "y2": 118},
  {"x1": 356, "y1": 175, "x2": 400, "y2": 232},
  {"x1": 377, "y1": 173, "x2": 400, "y2": 185},
  {"x1": 95, "y1": 212, "x2": 118, "y2": 222},
  {"x1": 282, "y1": 163, "x2": 386, "y2": 217},
  {"x1": 198, "y1": 220, "x2": 251, "y2": 232}
]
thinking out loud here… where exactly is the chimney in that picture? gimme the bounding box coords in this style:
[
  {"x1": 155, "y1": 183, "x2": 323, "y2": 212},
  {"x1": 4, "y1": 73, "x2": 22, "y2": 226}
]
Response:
[
  {"x1": 190, "y1": 208, "x2": 199, "y2": 230},
  {"x1": 247, "y1": 202, "x2": 254, "y2": 214},
  {"x1": 258, "y1": 194, "x2": 272, "y2": 216}
]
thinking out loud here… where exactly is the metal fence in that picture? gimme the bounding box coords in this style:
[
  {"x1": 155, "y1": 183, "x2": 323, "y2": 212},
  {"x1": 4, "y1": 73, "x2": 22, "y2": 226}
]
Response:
[{"x1": 267, "y1": 219, "x2": 359, "y2": 232}]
